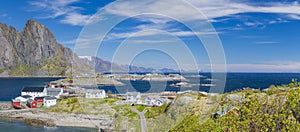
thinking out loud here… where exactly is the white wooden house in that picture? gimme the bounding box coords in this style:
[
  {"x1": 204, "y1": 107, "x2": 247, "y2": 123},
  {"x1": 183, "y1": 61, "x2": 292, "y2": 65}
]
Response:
[
  {"x1": 15, "y1": 95, "x2": 34, "y2": 102},
  {"x1": 44, "y1": 96, "x2": 57, "y2": 107},
  {"x1": 21, "y1": 87, "x2": 47, "y2": 98},
  {"x1": 125, "y1": 92, "x2": 142, "y2": 104},
  {"x1": 85, "y1": 89, "x2": 106, "y2": 98}
]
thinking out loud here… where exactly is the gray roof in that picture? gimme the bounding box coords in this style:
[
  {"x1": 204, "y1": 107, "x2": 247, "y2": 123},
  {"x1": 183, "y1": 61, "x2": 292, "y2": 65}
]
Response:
[
  {"x1": 22, "y1": 87, "x2": 45, "y2": 92},
  {"x1": 27, "y1": 99, "x2": 35, "y2": 103},
  {"x1": 126, "y1": 92, "x2": 140, "y2": 96},
  {"x1": 44, "y1": 96, "x2": 56, "y2": 100},
  {"x1": 21, "y1": 95, "x2": 32, "y2": 99},
  {"x1": 47, "y1": 88, "x2": 61, "y2": 96},
  {"x1": 86, "y1": 89, "x2": 105, "y2": 94}
]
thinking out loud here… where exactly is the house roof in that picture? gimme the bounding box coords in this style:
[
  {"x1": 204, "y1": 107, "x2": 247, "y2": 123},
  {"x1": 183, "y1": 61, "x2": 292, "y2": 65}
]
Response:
[
  {"x1": 126, "y1": 92, "x2": 140, "y2": 97},
  {"x1": 47, "y1": 88, "x2": 62, "y2": 96},
  {"x1": 35, "y1": 97, "x2": 45, "y2": 100},
  {"x1": 44, "y1": 96, "x2": 57, "y2": 100},
  {"x1": 12, "y1": 99, "x2": 21, "y2": 102},
  {"x1": 27, "y1": 99, "x2": 36, "y2": 104},
  {"x1": 21, "y1": 95, "x2": 32, "y2": 99},
  {"x1": 22, "y1": 87, "x2": 45, "y2": 92},
  {"x1": 86, "y1": 89, "x2": 105, "y2": 94}
]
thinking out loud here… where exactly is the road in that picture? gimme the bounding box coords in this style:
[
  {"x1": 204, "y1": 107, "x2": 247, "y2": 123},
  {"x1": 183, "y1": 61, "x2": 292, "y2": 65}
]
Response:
[{"x1": 132, "y1": 108, "x2": 147, "y2": 132}]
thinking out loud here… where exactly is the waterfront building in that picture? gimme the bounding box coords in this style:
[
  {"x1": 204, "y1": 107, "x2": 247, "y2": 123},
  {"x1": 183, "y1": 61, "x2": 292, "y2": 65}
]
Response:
[
  {"x1": 34, "y1": 97, "x2": 45, "y2": 103},
  {"x1": 15, "y1": 95, "x2": 34, "y2": 102},
  {"x1": 27, "y1": 99, "x2": 37, "y2": 108},
  {"x1": 21, "y1": 87, "x2": 47, "y2": 97}
]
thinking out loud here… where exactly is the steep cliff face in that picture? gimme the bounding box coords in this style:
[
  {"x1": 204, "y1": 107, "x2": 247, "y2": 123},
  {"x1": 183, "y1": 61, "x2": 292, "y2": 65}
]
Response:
[
  {"x1": 0, "y1": 20, "x2": 89, "y2": 76},
  {"x1": 0, "y1": 23, "x2": 21, "y2": 69},
  {"x1": 18, "y1": 20, "x2": 58, "y2": 66}
]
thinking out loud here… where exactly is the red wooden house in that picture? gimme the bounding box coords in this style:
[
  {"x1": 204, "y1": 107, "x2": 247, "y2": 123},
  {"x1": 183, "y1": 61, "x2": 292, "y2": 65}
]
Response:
[
  {"x1": 27, "y1": 99, "x2": 37, "y2": 108},
  {"x1": 12, "y1": 99, "x2": 21, "y2": 109},
  {"x1": 34, "y1": 97, "x2": 45, "y2": 103}
]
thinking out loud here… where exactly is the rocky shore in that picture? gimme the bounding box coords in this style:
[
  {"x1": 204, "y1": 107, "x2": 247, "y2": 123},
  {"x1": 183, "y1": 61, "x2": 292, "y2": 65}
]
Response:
[{"x1": 0, "y1": 106, "x2": 112, "y2": 129}]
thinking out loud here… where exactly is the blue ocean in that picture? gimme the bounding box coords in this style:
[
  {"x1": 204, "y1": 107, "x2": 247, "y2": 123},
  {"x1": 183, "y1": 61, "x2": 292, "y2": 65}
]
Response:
[
  {"x1": 98, "y1": 73, "x2": 300, "y2": 94},
  {"x1": 1, "y1": 73, "x2": 300, "y2": 101}
]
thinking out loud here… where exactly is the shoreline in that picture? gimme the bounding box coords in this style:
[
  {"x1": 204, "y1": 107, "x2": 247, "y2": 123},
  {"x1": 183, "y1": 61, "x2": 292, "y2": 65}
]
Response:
[
  {"x1": 0, "y1": 116, "x2": 99, "y2": 130},
  {"x1": 0, "y1": 76, "x2": 66, "y2": 78},
  {"x1": 0, "y1": 108, "x2": 111, "y2": 129}
]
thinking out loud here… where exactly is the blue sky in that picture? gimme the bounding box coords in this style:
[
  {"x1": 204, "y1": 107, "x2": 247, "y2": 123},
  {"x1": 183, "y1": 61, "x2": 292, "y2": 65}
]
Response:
[{"x1": 1, "y1": 0, "x2": 300, "y2": 72}]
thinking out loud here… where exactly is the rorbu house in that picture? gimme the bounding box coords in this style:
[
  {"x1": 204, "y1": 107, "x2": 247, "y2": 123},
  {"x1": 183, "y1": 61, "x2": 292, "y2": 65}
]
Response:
[
  {"x1": 21, "y1": 87, "x2": 47, "y2": 98},
  {"x1": 27, "y1": 99, "x2": 37, "y2": 108},
  {"x1": 34, "y1": 97, "x2": 45, "y2": 103},
  {"x1": 15, "y1": 95, "x2": 33, "y2": 102},
  {"x1": 11, "y1": 99, "x2": 22, "y2": 109}
]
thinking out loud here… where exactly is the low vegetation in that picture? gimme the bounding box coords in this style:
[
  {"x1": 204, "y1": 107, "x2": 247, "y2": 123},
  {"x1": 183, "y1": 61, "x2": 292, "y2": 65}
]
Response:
[
  {"x1": 43, "y1": 97, "x2": 83, "y2": 113},
  {"x1": 0, "y1": 68, "x2": 7, "y2": 74},
  {"x1": 171, "y1": 80, "x2": 300, "y2": 131},
  {"x1": 9, "y1": 64, "x2": 39, "y2": 76}
]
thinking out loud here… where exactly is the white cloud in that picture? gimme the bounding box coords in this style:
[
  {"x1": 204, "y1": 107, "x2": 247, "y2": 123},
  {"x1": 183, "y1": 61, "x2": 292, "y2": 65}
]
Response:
[
  {"x1": 254, "y1": 41, "x2": 280, "y2": 44},
  {"x1": 29, "y1": 0, "x2": 92, "y2": 26},
  {"x1": 227, "y1": 63, "x2": 300, "y2": 72},
  {"x1": 0, "y1": 13, "x2": 7, "y2": 18},
  {"x1": 107, "y1": 30, "x2": 219, "y2": 40},
  {"x1": 91, "y1": 0, "x2": 300, "y2": 35},
  {"x1": 103, "y1": 0, "x2": 300, "y2": 22},
  {"x1": 60, "y1": 12, "x2": 91, "y2": 26},
  {"x1": 29, "y1": 0, "x2": 300, "y2": 27},
  {"x1": 244, "y1": 21, "x2": 263, "y2": 26},
  {"x1": 197, "y1": 62, "x2": 300, "y2": 72}
]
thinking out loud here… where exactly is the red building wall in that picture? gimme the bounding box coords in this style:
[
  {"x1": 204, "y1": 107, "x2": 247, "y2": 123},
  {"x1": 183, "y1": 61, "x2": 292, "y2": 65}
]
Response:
[
  {"x1": 12, "y1": 101, "x2": 20, "y2": 106},
  {"x1": 27, "y1": 101, "x2": 37, "y2": 108}
]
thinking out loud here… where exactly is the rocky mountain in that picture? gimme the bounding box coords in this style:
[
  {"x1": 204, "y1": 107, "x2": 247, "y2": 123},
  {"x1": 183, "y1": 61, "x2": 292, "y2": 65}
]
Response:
[
  {"x1": 79, "y1": 56, "x2": 126, "y2": 72},
  {"x1": 0, "y1": 20, "x2": 89, "y2": 76}
]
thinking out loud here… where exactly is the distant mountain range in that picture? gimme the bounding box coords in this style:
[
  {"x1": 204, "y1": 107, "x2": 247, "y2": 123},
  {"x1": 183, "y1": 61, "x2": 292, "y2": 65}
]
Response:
[{"x1": 78, "y1": 56, "x2": 180, "y2": 73}]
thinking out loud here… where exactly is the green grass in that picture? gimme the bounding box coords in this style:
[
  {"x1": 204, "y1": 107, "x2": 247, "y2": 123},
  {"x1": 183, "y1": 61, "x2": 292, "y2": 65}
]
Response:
[
  {"x1": 0, "y1": 68, "x2": 7, "y2": 74},
  {"x1": 134, "y1": 105, "x2": 146, "y2": 112},
  {"x1": 43, "y1": 97, "x2": 84, "y2": 113},
  {"x1": 113, "y1": 104, "x2": 139, "y2": 118},
  {"x1": 144, "y1": 104, "x2": 169, "y2": 118},
  {"x1": 43, "y1": 97, "x2": 120, "y2": 115},
  {"x1": 9, "y1": 64, "x2": 39, "y2": 76},
  {"x1": 171, "y1": 82, "x2": 300, "y2": 132}
]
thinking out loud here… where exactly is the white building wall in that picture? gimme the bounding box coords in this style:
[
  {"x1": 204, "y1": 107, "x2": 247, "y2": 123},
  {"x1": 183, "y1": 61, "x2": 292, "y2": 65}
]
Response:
[
  {"x1": 85, "y1": 90, "x2": 106, "y2": 98},
  {"x1": 21, "y1": 89, "x2": 47, "y2": 98},
  {"x1": 44, "y1": 99, "x2": 57, "y2": 107}
]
